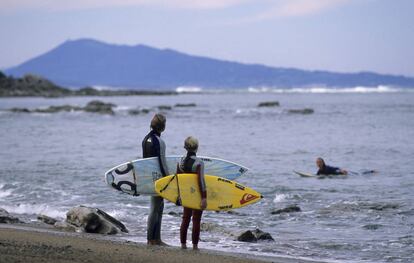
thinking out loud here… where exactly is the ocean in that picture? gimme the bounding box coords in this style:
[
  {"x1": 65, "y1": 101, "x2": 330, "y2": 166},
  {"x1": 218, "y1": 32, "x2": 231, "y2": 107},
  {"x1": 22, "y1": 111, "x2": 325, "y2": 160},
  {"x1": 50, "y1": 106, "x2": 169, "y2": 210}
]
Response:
[{"x1": 0, "y1": 88, "x2": 413, "y2": 262}]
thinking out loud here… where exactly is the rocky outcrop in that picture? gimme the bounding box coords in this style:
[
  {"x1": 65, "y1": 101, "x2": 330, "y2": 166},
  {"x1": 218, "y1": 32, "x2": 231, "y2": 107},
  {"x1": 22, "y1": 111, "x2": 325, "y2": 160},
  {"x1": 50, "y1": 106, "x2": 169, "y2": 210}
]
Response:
[
  {"x1": 0, "y1": 208, "x2": 23, "y2": 224},
  {"x1": 83, "y1": 100, "x2": 115, "y2": 115},
  {"x1": 271, "y1": 205, "x2": 301, "y2": 215},
  {"x1": 64, "y1": 206, "x2": 128, "y2": 234},
  {"x1": 287, "y1": 108, "x2": 314, "y2": 114},
  {"x1": 128, "y1": 108, "x2": 150, "y2": 115},
  {"x1": 258, "y1": 101, "x2": 280, "y2": 107},
  {"x1": 237, "y1": 229, "x2": 274, "y2": 242},
  {"x1": 157, "y1": 105, "x2": 172, "y2": 111},
  {"x1": 34, "y1": 105, "x2": 82, "y2": 113},
  {"x1": 0, "y1": 73, "x2": 72, "y2": 97},
  {"x1": 8, "y1": 100, "x2": 116, "y2": 115},
  {"x1": 0, "y1": 71, "x2": 177, "y2": 97}
]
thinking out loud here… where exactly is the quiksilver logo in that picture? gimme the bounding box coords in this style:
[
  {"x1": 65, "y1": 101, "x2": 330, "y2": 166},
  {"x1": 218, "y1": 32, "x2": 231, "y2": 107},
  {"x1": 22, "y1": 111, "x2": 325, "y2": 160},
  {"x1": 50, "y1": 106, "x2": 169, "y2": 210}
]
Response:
[{"x1": 240, "y1": 193, "x2": 259, "y2": 205}]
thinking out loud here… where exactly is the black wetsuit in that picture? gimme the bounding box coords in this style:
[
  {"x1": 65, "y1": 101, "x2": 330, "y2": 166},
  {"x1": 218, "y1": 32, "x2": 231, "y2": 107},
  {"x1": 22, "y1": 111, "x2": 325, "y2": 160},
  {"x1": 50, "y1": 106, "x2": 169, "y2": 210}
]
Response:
[
  {"x1": 142, "y1": 129, "x2": 168, "y2": 242},
  {"x1": 317, "y1": 165, "x2": 341, "y2": 175}
]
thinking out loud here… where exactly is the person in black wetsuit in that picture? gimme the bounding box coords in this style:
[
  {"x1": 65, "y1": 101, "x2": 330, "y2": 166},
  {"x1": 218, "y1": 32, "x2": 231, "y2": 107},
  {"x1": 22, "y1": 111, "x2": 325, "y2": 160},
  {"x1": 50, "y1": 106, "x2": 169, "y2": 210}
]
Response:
[
  {"x1": 316, "y1": 157, "x2": 348, "y2": 175},
  {"x1": 176, "y1": 136, "x2": 207, "y2": 250},
  {"x1": 142, "y1": 114, "x2": 169, "y2": 246}
]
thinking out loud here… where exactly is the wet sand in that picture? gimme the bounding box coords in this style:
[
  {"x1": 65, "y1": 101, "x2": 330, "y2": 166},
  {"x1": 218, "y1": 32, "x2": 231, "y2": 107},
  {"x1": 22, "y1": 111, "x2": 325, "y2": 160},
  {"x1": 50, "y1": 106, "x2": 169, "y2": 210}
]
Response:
[{"x1": 0, "y1": 225, "x2": 326, "y2": 263}]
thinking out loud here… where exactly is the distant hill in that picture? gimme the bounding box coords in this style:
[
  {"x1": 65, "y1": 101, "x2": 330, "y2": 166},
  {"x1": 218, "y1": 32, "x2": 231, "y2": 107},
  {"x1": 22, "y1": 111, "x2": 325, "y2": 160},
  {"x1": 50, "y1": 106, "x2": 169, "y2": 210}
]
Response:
[{"x1": 5, "y1": 38, "x2": 414, "y2": 89}]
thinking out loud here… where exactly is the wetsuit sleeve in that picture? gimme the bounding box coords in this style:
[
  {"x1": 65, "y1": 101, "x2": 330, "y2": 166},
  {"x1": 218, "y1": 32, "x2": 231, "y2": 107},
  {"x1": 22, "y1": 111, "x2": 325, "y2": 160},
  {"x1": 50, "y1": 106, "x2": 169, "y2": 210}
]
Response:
[
  {"x1": 151, "y1": 134, "x2": 169, "y2": 177},
  {"x1": 196, "y1": 162, "x2": 207, "y2": 199}
]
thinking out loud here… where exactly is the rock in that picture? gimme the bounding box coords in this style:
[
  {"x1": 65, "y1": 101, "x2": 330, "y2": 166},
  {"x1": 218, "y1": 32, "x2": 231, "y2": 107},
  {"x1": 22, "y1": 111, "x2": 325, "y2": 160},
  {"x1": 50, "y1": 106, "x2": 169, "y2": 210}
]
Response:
[
  {"x1": 157, "y1": 105, "x2": 172, "y2": 111},
  {"x1": 34, "y1": 105, "x2": 82, "y2": 113},
  {"x1": 287, "y1": 108, "x2": 314, "y2": 114},
  {"x1": 175, "y1": 103, "x2": 196, "y2": 107},
  {"x1": 271, "y1": 205, "x2": 301, "y2": 215},
  {"x1": 54, "y1": 221, "x2": 79, "y2": 232},
  {"x1": 0, "y1": 208, "x2": 22, "y2": 224},
  {"x1": 369, "y1": 203, "x2": 399, "y2": 211},
  {"x1": 258, "y1": 101, "x2": 280, "y2": 107},
  {"x1": 37, "y1": 214, "x2": 58, "y2": 225},
  {"x1": 9, "y1": 107, "x2": 31, "y2": 113},
  {"x1": 237, "y1": 228, "x2": 274, "y2": 242},
  {"x1": 253, "y1": 229, "x2": 274, "y2": 241},
  {"x1": 167, "y1": 211, "x2": 182, "y2": 217},
  {"x1": 128, "y1": 108, "x2": 150, "y2": 115},
  {"x1": 237, "y1": 230, "x2": 257, "y2": 242},
  {"x1": 363, "y1": 224, "x2": 382, "y2": 230},
  {"x1": 83, "y1": 100, "x2": 116, "y2": 115},
  {"x1": 65, "y1": 206, "x2": 128, "y2": 234}
]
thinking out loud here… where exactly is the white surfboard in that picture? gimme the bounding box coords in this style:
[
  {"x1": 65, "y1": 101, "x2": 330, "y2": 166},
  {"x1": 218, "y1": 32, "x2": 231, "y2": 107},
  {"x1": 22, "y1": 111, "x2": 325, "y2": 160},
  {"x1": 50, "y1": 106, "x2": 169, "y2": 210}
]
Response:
[
  {"x1": 293, "y1": 170, "x2": 347, "y2": 178},
  {"x1": 293, "y1": 170, "x2": 317, "y2": 178},
  {"x1": 105, "y1": 156, "x2": 249, "y2": 196}
]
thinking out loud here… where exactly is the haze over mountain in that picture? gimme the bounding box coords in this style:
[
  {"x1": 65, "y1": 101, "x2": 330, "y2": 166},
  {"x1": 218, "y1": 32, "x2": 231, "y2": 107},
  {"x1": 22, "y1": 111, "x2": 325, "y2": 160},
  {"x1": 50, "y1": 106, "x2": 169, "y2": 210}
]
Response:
[{"x1": 5, "y1": 39, "x2": 414, "y2": 89}]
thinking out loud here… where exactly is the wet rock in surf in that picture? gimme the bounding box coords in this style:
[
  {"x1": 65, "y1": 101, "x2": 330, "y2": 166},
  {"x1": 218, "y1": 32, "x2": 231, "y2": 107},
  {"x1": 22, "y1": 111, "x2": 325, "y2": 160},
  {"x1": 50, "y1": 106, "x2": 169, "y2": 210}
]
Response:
[
  {"x1": 369, "y1": 203, "x2": 399, "y2": 211},
  {"x1": 65, "y1": 206, "x2": 128, "y2": 234},
  {"x1": 237, "y1": 230, "x2": 257, "y2": 242},
  {"x1": 157, "y1": 105, "x2": 172, "y2": 111},
  {"x1": 237, "y1": 229, "x2": 274, "y2": 242},
  {"x1": 167, "y1": 211, "x2": 182, "y2": 217},
  {"x1": 271, "y1": 205, "x2": 301, "y2": 214},
  {"x1": 34, "y1": 105, "x2": 82, "y2": 113},
  {"x1": 37, "y1": 214, "x2": 58, "y2": 225},
  {"x1": 83, "y1": 100, "x2": 116, "y2": 115},
  {"x1": 0, "y1": 208, "x2": 23, "y2": 224},
  {"x1": 363, "y1": 224, "x2": 383, "y2": 230},
  {"x1": 253, "y1": 229, "x2": 274, "y2": 241},
  {"x1": 287, "y1": 108, "x2": 314, "y2": 114},
  {"x1": 128, "y1": 108, "x2": 150, "y2": 115},
  {"x1": 9, "y1": 107, "x2": 31, "y2": 113},
  {"x1": 175, "y1": 103, "x2": 196, "y2": 107},
  {"x1": 258, "y1": 101, "x2": 280, "y2": 107}
]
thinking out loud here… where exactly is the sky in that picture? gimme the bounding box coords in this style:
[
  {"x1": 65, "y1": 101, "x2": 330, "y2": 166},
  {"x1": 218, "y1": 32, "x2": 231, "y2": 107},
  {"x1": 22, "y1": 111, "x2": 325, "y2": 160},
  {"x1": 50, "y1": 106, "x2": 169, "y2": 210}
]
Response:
[{"x1": 0, "y1": 0, "x2": 413, "y2": 77}]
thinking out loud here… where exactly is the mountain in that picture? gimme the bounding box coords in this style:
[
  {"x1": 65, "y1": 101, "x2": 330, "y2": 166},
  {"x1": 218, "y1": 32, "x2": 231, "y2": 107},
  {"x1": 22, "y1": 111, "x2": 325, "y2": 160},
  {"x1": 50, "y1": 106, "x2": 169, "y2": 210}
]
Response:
[{"x1": 5, "y1": 38, "x2": 414, "y2": 89}]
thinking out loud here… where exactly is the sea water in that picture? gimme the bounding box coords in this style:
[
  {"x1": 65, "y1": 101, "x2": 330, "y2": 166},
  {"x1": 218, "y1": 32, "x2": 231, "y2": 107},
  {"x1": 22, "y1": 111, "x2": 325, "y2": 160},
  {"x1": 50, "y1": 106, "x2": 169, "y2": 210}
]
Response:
[{"x1": 0, "y1": 90, "x2": 413, "y2": 262}]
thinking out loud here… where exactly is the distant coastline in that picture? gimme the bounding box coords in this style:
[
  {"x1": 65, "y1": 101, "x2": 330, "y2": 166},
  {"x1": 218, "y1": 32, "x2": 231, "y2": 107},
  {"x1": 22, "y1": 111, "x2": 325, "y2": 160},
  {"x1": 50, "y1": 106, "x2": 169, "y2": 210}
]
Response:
[{"x1": 0, "y1": 71, "x2": 176, "y2": 98}]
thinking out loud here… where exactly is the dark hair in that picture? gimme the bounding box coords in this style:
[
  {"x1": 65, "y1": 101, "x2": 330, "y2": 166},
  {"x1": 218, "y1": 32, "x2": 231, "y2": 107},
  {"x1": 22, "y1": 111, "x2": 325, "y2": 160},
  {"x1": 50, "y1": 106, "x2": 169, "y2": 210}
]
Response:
[
  {"x1": 150, "y1": 113, "x2": 166, "y2": 132},
  {"x1": 317, "y1": 157, "x2": 325, "y2": 166}
]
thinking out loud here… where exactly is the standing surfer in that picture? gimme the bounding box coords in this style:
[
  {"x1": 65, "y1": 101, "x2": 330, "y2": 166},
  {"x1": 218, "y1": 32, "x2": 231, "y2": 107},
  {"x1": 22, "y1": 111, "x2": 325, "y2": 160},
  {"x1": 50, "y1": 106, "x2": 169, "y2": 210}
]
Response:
[
  {"x1": 176, "y1": 136, "x2": 207, "y2": 250},
  {"x1": 142, "y1": 114, "x2": 169, "y2": 246}
]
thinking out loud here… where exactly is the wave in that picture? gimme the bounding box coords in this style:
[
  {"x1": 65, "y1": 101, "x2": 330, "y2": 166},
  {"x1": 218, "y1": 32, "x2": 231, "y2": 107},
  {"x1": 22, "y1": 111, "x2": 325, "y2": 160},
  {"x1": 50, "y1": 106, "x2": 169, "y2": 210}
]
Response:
[
  {"x1": 0, "y1": 203, "x2": 67, "y2": 218},
  {"x1": 247, "y1": 85, "x2": 411, "y2": 94},
  {"x1": 175, "y1": 86, "x2": 203, "y2": 93}
]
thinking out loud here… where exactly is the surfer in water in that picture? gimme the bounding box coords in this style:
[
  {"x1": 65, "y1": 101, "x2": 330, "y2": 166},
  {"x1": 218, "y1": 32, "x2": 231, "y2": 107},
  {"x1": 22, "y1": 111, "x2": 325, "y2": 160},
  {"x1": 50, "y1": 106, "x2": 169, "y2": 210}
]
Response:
[
  {"x1": 142, "y1": 113, "x2": 169, "y2": 246},
  {"x1": 316, "y1": 157, "x2": 348, "y2": 175},
  {"x1": 176, "y1": 136, "x2": 207, "y2": 250}
]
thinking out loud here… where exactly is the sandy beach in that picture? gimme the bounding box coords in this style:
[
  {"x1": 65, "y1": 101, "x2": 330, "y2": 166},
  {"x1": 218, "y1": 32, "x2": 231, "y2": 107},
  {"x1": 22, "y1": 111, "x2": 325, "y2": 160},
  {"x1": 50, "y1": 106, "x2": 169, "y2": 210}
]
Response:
[{"x1": 0, "y1": 224, "x2": 323, "y2": 263}]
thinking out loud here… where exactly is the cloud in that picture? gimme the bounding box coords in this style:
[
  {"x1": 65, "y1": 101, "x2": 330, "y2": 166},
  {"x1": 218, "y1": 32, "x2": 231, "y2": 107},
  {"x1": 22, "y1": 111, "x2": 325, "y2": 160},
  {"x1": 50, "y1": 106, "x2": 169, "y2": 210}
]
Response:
[
  {"x1": 0, "y1": 0, "x2": 251, "y2": 11},
  {"x1": 255, "y1": 0, "x2": 353, "y2": 20}
]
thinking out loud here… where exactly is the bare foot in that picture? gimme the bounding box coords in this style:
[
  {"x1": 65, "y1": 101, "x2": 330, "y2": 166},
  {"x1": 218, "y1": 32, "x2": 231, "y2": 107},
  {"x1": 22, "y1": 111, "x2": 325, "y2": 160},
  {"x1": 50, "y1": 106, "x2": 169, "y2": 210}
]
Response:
[
  {"x1": 192, "y1": 244, "x2": 199, "y2": 250},
  {"x1": 181, "y1": 243, "x2": 187, "y2": 249}
]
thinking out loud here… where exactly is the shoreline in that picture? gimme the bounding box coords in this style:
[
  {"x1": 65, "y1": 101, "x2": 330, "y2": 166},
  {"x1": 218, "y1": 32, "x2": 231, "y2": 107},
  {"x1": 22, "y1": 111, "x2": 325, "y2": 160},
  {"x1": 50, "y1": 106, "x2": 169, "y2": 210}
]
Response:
[{"x1": 0, "y1": 224, "x2": 326, "y2": 263}]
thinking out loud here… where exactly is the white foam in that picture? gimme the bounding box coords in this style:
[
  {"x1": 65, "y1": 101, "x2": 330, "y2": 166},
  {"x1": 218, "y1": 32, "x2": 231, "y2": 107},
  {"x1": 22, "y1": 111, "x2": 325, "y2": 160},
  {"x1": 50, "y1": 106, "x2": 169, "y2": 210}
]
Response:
[
  {"x1": 247, "y1": 85, "x2": 408, "y2": 94},
  {"x1": 0, "y1": 189, "x2": 13, "y2": 198},
  {"x1": 273, "y1": 194, "x2": 288, "y2": 203},
  {"x1": 1, "y1": 203, "x2": 66, "y2": 218},
  {"x1": 176, "y1": 86, "x2": 203, "y2": 93}
]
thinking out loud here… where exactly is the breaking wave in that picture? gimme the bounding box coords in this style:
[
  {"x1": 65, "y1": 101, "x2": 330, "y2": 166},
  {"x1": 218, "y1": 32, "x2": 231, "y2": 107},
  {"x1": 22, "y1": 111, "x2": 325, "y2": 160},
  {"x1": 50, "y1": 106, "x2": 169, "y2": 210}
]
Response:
[{"x1": 247, "y1": 85, "x2": 410, "y2": 94}]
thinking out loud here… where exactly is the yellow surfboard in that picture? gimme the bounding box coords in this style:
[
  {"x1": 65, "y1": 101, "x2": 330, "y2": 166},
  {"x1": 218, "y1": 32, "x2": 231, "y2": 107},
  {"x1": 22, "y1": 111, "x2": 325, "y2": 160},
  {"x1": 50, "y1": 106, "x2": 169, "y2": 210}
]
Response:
[{"x1": 155, "y1": 174, "x2": 262, "y2": 211}]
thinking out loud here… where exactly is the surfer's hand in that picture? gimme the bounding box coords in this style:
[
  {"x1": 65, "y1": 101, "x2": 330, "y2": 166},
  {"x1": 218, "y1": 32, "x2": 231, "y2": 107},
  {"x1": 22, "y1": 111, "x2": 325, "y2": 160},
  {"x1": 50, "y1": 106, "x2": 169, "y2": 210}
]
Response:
[{"x1": 200, "y1": 198, "x2": 207, "y2": 210}]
